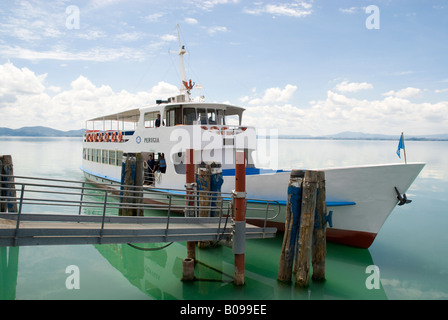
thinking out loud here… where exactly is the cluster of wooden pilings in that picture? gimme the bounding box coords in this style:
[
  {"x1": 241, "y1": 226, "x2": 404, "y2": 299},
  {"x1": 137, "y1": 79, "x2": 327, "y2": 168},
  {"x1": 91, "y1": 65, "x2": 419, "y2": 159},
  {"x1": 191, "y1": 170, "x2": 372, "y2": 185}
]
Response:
[
  {"x1": 278, "y1": 170, "x2": 327, "y2": 287},
  {"x1": 0, "y1": 155, "x2": 17, "y2": 213},
  {"x1": 119, "y1": 153, "x2": 144, "y2": 217}
]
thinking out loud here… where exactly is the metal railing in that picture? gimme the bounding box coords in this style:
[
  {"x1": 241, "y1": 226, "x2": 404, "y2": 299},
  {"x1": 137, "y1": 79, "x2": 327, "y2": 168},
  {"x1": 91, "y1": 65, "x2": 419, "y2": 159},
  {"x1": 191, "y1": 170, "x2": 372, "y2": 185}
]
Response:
[{"x1": 0, "y1": 174, "x2": 279, "y2": 246}]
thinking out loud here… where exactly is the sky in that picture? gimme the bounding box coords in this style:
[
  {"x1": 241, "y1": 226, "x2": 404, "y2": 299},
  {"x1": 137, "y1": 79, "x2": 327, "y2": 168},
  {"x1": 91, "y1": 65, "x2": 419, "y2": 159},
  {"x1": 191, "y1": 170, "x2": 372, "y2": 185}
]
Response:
[{"x1": 0, "y1": 0, "x2": 447, "y2": 136}]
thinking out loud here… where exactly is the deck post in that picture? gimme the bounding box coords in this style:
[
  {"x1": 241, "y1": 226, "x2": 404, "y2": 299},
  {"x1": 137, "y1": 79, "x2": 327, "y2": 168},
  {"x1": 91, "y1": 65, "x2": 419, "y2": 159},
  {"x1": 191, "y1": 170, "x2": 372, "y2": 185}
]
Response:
[
  {"x1": 233, "y1": 150, "x2": 246, "y2": 286},
  {"x1": 185, "y1": 149, "x2": 196, "y2": 261},
  {"x1": 295, "y1": 170, "x2": 319, "y2": 287},
  {"x1": 0, "y1": 155, "x2": 18, "y2": 213},
  {"x1": 278, "y1": 170, "x2": 305, "y2": 282}
]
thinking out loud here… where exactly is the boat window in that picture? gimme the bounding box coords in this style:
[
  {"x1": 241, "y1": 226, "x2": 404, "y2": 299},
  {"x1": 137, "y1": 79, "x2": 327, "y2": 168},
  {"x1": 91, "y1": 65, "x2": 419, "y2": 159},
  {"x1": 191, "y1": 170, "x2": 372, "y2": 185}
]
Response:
[
  {"x1": 109, "y1": 150, "x2": 115, "y2": 165},
  {"x1": 225, "y1": 114, "x2": 239, "y2": 126},
  {"x1": 183, "y1": 108, "x2": 196, "y2": 125},
  {"x1": 207, "y1": 109, "x2": 217, "y2": 125},
  {"x1": 197, "y1": 108, "x2": 207, "y2": 125},
  {"x1": 217, "y1": 109, "x2": 225, "y2": 125},
  {"x1": 165, "y1": 106, "x2": 182, "y2": 127},
  {"x1": 102, "y1": 150, "x2": 108, "y2": 164},
  {"x1": 116, "y1": 151, "x2": 123, "y2": 166},
  {"x1": 144, "y1": 111, "x2": 160, "y2": 128}
]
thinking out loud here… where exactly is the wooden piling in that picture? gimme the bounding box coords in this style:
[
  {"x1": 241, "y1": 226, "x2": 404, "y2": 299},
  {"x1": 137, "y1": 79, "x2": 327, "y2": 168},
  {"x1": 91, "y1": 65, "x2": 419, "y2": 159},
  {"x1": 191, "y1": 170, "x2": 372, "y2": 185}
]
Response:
[
  {"x1": 278, "y1": 170, "x2": 304, "y2": 283},
  {"x1": 312, "y1": 171, "x2": 326, "y2": 281},
  {"x1": 181, "y1": 258, "x2": 195, "y2": 281},
  {"x1": 233, "y1": 150, "x2": 246, "y2": 286},
  {"x1": 197, "y1": 163, "x2": 211, "y2": 218},
  {"x1": 197, "y1": 162, "x2": 212, "y2": 248},
  {"x1": 0, "y1": 155, "x2": 18, "y2": 213},
  {"x1": 119, "y1": 153, "x2": 143, "y2": 216},
  {"x1": 278, "y1": 169, "x2": 327, "y2": 287},
  {"x1": 295, "y1": 170, "x2": 319, "y2": 287}
]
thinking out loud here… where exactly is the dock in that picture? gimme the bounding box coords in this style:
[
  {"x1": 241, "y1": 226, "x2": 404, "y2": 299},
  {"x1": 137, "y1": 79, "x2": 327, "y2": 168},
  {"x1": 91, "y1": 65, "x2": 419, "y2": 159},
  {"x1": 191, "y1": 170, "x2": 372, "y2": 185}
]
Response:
[
  {"x1": 0, "y1": 213, "x2": 274, "y2": 247},
  {"x1": 0, "y1": 175, "x2": 276, "y2": 247}
]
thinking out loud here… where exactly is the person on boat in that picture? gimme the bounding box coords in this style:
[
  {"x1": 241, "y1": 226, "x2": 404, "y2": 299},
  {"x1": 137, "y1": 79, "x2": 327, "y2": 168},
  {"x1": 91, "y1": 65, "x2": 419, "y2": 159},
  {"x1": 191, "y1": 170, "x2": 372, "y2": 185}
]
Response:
[
  {"x1": 147, "y1": 154, "x2": 156, "y2": 185},
  {"x1": 155, "y1": 114, "x2": 164, "y2": 127},
  {"x1": 159, "y1": 154, "x2": 166, "y2": 173}
]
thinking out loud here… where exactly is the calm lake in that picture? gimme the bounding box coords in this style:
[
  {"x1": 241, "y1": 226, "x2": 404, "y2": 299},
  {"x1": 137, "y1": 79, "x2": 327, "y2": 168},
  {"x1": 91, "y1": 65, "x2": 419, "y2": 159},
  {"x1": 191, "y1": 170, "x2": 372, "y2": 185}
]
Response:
[{"x1": 1, "y1": 136, "x2": 447, "y2": 300}]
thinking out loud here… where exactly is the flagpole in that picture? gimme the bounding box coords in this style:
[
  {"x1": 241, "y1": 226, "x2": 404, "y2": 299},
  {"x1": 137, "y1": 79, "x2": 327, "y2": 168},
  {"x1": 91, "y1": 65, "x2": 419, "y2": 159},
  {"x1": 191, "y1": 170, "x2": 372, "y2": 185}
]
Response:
[{"x1": 402, "y1": 132, "x2": 407, "y2": 164}]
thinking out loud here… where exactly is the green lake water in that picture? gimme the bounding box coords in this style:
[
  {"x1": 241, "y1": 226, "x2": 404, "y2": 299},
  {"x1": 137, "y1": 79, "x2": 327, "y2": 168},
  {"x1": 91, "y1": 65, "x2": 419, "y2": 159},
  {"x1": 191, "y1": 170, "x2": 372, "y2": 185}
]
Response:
[{"x1": 1, "y1": 137, "x2": 447, "y2": 300}]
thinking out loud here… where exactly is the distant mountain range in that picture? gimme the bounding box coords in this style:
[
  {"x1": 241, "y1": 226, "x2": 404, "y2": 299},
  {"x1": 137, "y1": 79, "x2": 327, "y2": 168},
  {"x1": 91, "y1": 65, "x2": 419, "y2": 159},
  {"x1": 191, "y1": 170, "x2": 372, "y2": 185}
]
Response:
[
  {"x1": 1, "y1": 126, "x2": 447, "y2": 141},
  {"x1": 0, "y1": 126, "x2": 85, "y2": 137},
  {"x1": 279, "y1": 131, "x2": 448, "y2": 141}
]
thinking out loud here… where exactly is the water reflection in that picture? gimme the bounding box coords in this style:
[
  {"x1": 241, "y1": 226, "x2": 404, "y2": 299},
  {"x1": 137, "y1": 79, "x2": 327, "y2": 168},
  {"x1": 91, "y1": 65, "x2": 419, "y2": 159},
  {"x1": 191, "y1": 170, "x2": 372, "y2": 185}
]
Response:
[
  {"x1": 0, "y1": 247, "x2": 19, "y2": 300},
  {"x1": 92, "y1": 236, "x2": 387, "y2": 300}
]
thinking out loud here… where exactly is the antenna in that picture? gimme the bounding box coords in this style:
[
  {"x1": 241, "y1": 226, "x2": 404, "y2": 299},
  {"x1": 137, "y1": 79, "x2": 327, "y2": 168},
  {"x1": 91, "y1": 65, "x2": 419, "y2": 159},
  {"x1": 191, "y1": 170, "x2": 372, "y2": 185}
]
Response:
[{"x1": 177, "y1": 24, "x2": 188, "y2": 93}]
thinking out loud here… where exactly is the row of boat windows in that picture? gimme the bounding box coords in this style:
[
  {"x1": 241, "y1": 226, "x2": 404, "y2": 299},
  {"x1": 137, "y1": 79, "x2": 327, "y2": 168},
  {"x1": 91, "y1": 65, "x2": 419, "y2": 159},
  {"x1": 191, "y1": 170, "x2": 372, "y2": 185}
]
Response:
[
  {"x1": 83, "y1": 148, "x2": 123, "y2": 166},
  {"x1": 144, "y1": 107, "x2": 237, "y2": 127}
]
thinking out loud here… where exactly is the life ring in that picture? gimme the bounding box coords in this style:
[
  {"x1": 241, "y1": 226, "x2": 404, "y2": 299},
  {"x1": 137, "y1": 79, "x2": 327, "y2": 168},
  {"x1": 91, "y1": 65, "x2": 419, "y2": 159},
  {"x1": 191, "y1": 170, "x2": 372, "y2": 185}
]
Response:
[
  {"x1": 201, "y1": 126, "x2": 208, "y2": 130},
  {"x1": 221, "y1": 126, "x2": 228, "y2": 135},
  {"x1": 98, "y1": 132, "x2": 103, "y2": 142},
  {"x1": 111, "y1": 132, "x2": 117, "y2": 142},
  {"x1": 209, "y1": 126, "x2": 219, "y2": 131},
  {"x1": 88, "y1": 133, "x2": 92, "y2": 142},
  {"x1": 118, "y1": 131, "x2": 123, "y2": 142},
  {"x1": 103, "y1": 132, "x2": 109, "y2": 142}
]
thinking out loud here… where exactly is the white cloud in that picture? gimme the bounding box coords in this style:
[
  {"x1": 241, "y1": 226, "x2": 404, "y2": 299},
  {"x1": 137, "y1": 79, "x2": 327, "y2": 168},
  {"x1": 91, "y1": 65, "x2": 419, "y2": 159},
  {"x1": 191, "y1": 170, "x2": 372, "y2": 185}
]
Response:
[
  {"x1": 244, "y1": 1, "x2": 313, "y2": 17},
  {"x1": 0, "y1": 62, "x2": 179, "y2": 130},
  {"x1": 383, "y1": 87, "x2": 422, "y2": 99},
  {"x1": 0, "y1": 45, "x2": 146, "y2": 62},
  {"x1": 115, "y1": 32, "x2": 145, "y2": 42},
  {"x1": 160, "y1": 34, "x2": 178, "y2": 42},
  {"x1": 339, "y1": 7, "x2": 362, "y2": 14},
  {"x1": 335, "y1": 81, "x2": 373, "y2": 93},
  {"x1": 0, "y1": 62, "x2": 46, "y2": 96},
  {"x1": 145, "y1": 13, "x2": 165, "y2": 23},
  {"x1": 206, "y1": 26, "x2": 229, "y2": 35},
  {"x1": 249, "y1": 84, "x2": 298, "y2": 105},
  {"x1": 194, "y1": 0, "x2": 240, "y2": 10},
  {"x1": 241, "y1": 83, "x2": 448, "y2": 135},
  {"x1": 185, "y1": 17, "x2": 199, "y2": 25}
]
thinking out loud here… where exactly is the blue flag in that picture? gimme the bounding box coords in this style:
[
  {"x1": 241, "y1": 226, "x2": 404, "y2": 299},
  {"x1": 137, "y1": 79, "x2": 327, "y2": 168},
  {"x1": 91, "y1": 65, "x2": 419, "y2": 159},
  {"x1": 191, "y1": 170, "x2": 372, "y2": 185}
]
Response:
[{"x1": 396, "y1": 134, "x2": 404, "y2": 158}]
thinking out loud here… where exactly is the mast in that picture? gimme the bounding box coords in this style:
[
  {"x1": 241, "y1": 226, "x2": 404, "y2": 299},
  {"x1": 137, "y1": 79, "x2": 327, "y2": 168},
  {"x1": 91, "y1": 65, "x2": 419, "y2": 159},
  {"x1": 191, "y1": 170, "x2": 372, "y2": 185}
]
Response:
[{"x1": 177, "y1": 24, "x2": 194, "y2": 98}]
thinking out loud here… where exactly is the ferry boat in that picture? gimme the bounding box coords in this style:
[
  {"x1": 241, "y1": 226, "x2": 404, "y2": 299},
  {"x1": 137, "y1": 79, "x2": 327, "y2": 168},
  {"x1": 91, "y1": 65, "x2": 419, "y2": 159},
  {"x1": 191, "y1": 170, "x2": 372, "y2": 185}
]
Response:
[{"x1": 80, "y1": 27, "x2": 425, "y2": 249}]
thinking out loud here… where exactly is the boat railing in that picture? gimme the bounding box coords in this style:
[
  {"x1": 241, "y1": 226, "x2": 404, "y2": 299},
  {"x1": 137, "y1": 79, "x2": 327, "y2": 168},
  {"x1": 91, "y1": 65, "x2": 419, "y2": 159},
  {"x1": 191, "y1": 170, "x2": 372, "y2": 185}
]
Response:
[
  {"x1": 199, "y1": 125, "x2": 249, "y2": 136},
  {"x1": 84, "y1": 130, "x2": 134, "y2": 143},
  {"x1": 0, "y1": 174, "x2": 279, "y2": 241}
]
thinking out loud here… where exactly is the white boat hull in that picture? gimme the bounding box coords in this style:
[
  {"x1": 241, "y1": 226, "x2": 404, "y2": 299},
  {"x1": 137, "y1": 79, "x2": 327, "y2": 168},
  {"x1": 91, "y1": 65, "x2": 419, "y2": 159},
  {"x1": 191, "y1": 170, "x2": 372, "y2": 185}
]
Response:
[{"x1": 81, "y1": 162, "x2": 425, "y2": 248}]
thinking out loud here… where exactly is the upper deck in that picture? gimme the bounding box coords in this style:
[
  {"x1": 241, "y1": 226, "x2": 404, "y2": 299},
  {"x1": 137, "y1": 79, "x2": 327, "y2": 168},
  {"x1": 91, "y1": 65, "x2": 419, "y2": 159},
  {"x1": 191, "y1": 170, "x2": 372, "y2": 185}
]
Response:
[{"x1": 84, "y1": 96, "x2": 249, "y2": 144}]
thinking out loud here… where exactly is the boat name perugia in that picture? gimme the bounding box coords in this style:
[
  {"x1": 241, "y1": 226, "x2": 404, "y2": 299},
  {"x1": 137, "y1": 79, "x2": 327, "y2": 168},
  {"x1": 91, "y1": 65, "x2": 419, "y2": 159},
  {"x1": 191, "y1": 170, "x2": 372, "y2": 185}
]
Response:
[{"x1": 144, "y1": 137, "x2": 160, "y2": 143}]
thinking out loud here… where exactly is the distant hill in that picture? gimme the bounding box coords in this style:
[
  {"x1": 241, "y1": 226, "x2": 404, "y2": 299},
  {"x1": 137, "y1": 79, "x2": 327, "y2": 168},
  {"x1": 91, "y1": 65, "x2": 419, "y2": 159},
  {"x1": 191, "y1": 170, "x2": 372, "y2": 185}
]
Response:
[
  {"x1": 278, "y1": 131, "x2": 448, "y2": 141},
  {"x1": 0, "y1": 126, "x2": 85, "y2": 137},
  {"x1": 1, "y1": 126, "x2": 447, "y2": 141}
]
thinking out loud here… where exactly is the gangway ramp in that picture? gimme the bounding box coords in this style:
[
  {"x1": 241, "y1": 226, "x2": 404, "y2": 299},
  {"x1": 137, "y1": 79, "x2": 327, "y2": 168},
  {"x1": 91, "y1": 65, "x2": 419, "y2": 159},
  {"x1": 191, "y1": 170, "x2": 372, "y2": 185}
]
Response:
[
  {"x1": 0, "y1": 175, "x2": 277, "y2": 247},
  {"x1": 0, "y1": 213, "x2": 276, "y2": 247}
]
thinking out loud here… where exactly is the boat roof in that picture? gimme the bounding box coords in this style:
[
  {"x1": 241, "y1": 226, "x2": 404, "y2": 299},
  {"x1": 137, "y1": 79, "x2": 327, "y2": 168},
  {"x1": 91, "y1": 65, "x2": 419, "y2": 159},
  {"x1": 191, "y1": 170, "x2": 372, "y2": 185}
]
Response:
[{"x1": 87, "y1": 102, "x2": 245, "y2": 122}]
